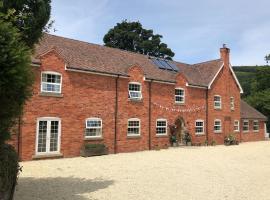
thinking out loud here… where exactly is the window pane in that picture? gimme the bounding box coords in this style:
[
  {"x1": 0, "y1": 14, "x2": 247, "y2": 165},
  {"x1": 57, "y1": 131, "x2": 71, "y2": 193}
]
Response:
[
  {"x1": 38, "y1": 121, "x2": 47, "y2": 153},
  {"x1": 87, "y1": 120, "x2": 101, "y2": 128},
  {"x1": 50, "y1": 121, "x2": 59, "y2": 152},
  {"x1": 129, "y1": 84, "x2": 140, "y2": 91}
]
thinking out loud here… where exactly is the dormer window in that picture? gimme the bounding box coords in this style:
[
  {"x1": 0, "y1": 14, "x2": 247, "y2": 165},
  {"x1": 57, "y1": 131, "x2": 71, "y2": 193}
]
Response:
[
  {"x1": 214, "y1": 95, "x2": 221, "y2": 109},
  {"x1": 41, "y1": 72, "x2": 62, "y2": 93},
  {"x1": 128, "y1": 82, "x2": 142, "y2": 100}
]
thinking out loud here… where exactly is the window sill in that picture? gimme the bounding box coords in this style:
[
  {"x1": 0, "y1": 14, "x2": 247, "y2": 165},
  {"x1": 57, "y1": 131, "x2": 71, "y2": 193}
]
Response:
[
  {"x1": 175, "y1": 102, "x2": 185, "y2": 106},
  {"x1": 214, "y1": 108, "x2": 222, "y2": 110},
  {"x1": 243, "y1": 131, "x2": 249, "y2": 134},
  {"x1": 127, "y1": 135, "x2": 141, "y2": 139},
  {"x1": 128, "y1": 98, "x2": 143, "y2": 102},
  {"x1": 32, "y1": 153, "x2": 63, "y2": 160},
  {"x1": 214, "y1": 131, "x2": 222, "y2": 134},
  {"x1": 156, "y1": 134, "x2": 168, "y2": 138},
  {"x1": 195, "y1": 133, "x2": 205, "y2": 136},
  {"x1": 39, "y1": 92, "x2": 63, "y2": 98},
  {"x1": 84, "y1": 137, "x2": 103, "y2": 141}
]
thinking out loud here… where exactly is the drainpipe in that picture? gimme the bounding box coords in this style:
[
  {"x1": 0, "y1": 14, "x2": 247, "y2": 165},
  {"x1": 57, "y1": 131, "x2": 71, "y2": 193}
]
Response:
[
  {"x1": 114, "y1": 75, "x2": 119, "y2": 154},
  {"x1": 148, "y1": 80, "x2": 152, "y2": 150},
  {"x1": 206, "y1": 89, "x2": 209, "y2": 144},
  {"x1": 18, "y1": 115, "x2": 22, "y2": 161}
]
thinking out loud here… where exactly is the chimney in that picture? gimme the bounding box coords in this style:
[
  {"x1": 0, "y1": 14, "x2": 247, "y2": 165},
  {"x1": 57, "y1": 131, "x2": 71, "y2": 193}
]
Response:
[{"x1": 220, "y1": 44, "x2": 230, "y2": 65}]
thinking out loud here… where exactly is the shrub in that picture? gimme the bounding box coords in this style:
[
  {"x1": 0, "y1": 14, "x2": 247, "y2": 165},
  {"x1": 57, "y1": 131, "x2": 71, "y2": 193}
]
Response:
[
  {"x1": 84, "y1": 143, "x2": 106, "y2": 150},
  {"x1": 0, "y1": 144, "x2": 20, "y2": 200}
]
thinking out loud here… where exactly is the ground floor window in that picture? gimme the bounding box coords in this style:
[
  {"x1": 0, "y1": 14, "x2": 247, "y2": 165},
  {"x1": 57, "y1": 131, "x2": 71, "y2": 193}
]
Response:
[
  {"x1": 243, "y1": 120, "x2": 249, "y2": 132},
  {"x1": 127, "y1": 118, "x2": 140, "y2": 136},
  {"x1": 156, "y1": 119, "x2": 167, "y2": 135},
  {"x1": 195, "y1": 120, "x2": 204, "y2": 135},
  {"x1": 85, "y1": 118, "x2": 102, "y2": 138},
  {"x1": 214, "y1": 119, "x2": 222, "y2": 133},
  {"x1": 253, "y1": 120, "x2": 259, "y2": 132},
  {"x1": 36, "y1": 117, "x2": 61, "y2": 154},
  {"x1": 234, "y1": 120, "x2": 239, "y2": 132}
]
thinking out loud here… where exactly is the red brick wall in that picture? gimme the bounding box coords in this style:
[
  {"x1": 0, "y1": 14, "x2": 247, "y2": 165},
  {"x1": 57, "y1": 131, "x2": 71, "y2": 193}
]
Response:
[
  {"x1": 11, "y1": 50, "x2": 266, "y2": 161},
  {"x1": 241, "y1": 120, "x2": 265, "y2": 142}
]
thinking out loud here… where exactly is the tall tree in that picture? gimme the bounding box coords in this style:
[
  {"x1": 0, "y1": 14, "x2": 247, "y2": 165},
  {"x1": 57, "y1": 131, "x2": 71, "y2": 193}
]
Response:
[
  {"x1": 103, "y1": 20, "x2": 175, "y2": 60},
  {"x1": 1, "y1": 0, "x2": 51, "y2": 48},
  {"x1": 0, "y1": 1, "x2": 51, "y2": 199}
]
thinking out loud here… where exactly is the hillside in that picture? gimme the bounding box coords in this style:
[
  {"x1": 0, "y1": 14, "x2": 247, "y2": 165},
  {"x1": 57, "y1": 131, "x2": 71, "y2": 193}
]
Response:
[{"x1": 233, "y1": 66, "x2": 267, "y2": 96}]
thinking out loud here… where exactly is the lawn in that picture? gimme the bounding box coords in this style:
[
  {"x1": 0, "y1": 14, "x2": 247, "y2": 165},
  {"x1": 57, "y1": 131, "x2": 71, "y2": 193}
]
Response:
[{"x1": 14, "y1": 141, "x2": 270, "y2": 200}]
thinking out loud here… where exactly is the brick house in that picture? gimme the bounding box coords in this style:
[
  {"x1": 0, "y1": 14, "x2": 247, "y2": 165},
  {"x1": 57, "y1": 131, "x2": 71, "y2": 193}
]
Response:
[{"x1": 10, "y1": 34, "x2": 267, "y2": 161}]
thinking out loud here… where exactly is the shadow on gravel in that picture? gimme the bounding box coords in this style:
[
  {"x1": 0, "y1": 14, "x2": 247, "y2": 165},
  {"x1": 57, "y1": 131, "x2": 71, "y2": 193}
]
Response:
[{"x1": 14, "y1": 177, "x2": 114, "y2": 200}]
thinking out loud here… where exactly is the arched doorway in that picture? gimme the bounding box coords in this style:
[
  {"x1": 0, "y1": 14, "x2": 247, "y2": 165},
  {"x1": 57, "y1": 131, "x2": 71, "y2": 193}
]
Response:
[{"x1": 175, "y1": 117, "x2": 187, "y2": 145}]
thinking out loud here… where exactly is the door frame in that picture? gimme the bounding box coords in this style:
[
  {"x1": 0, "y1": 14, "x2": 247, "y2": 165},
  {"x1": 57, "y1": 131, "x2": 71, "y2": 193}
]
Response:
[{"x1": 35, "y1": 117, "x2": 61, "y2": 155}]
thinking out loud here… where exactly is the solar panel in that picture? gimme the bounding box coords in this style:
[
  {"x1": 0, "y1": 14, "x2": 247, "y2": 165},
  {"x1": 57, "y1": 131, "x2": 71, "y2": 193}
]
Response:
[
  {"x1": 151, "y1": 57, "x2": 179, "y2": 72},
  {"x1": 152, "y1": 58, "x2": 166, "y2": 69},
  {"x1": 158, "y1": 59, "x2": 174, "y2": 71},
  {"x1": 167, "y1": 61, "x2": 179, "y2": 72}
]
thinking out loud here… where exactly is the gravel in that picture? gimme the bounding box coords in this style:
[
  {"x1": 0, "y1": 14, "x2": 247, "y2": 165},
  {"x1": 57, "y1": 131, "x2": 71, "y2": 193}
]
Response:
[{"x1": 14, "y1": 141, "x2": 270, "y2": 200}]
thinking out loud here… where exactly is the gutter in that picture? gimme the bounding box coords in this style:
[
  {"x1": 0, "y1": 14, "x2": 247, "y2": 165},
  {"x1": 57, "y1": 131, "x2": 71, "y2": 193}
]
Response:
[{"x1": 66, "y1": 67, "x2": 129, "y2": 78}]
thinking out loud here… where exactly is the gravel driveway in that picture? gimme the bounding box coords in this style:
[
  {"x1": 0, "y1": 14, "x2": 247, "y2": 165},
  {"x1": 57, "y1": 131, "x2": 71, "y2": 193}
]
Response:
[{"x1": 14, "y1": 141, "x2": 270, "y2": 200}]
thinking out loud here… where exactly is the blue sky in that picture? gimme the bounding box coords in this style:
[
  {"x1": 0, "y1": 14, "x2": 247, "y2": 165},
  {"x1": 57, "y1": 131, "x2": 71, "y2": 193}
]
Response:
[{"x1": 50, "y1": 0, "x2": 270, "y2": 65}]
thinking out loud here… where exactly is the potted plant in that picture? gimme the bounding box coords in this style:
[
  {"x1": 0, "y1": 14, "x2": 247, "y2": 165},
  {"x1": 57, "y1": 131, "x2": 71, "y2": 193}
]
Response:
[
  {"x1": 80, "y1": 143, "x2": 108, "y2": 157},
  {"x1": 169, "y1": 125, "x2": 178, "y2": 147},
  {"x1": 224, "y1": 134, "x2": 239, "y2": 146},
  {"x1": 183, "y1": 132, "x2": 192, "y2": 146}
]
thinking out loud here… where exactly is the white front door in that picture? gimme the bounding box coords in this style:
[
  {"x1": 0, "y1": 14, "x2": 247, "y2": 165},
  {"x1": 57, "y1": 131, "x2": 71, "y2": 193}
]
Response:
[{"x1": 36, "y1": 117, "x2": 61, "y2": 155}]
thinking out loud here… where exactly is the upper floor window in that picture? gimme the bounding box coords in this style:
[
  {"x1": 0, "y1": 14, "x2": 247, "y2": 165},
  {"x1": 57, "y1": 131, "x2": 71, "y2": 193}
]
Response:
[
  {"x1": 41, "y1": 72, "x2": 62, "y2": 93},
  {"x1": 175, "y1": 88, "x2": 185, "y2": 104},
  {"x1": 214, "y1": 119, "x2": 222, "y2": 133},
  {"x1": 156, "y1": 119, "x2": 167, "y2": 135},
  {"x1": 243, "y1": 120, "x2": 249, "y2": 132},
  {"x1": 195, "y1": 120, "x2": 204, "y2": 135},
  {"x1": 128, "y1": 82, "x2": 142, "y2": 100},
  {"x1": 230, "y1": 97, "x2": 235, "y2": 110},
  {"x1": 127, "y1": 118, "x2": 140, "y2": 136},
  {"x1": 253, "y1": 120, "x2": 259, "y2": 132},
  {"x1": 85, "y1": 118, "x2": 102, "y2": 138},
  {"x1": 234, "y1": 120, "x2": 240, "y2": 132},
  {"x1": 214, "y1": 95, "x2": 222, "y2": 109}
]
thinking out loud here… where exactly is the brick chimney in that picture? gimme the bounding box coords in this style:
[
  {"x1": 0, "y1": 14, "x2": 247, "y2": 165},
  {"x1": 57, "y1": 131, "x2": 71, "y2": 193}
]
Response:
[{"x1": 220, "y1": 44, "x2": 230, "y2": 65}]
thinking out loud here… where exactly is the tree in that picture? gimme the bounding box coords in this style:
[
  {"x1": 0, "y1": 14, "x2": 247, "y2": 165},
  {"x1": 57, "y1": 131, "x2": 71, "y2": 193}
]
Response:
[
  {"x1": 265, "y1": 54, "x2": 270, "y2": 64},
  {"x1": 0, "y1": 1, "x2": 51, "y2": 199},
  {"x1": 103, "y1": 20, "x2": 175, "y2": 60},
  {"x1": 244, "y1": 67, "x2": 270, "y2": 132},
  {"x1": 1, "y1": 0, "x2": 51, "y2": 48}
]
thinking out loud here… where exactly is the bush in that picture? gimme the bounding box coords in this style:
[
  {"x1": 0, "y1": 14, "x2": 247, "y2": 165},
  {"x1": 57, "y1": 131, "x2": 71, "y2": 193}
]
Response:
[
  {"x1": 84, "y1": 143, "x2": 106, "y2": 150},
  {"x1": 224, "y1": 134, "x2": 238, "y2": 145},
  {"x1": 0, "y1": 144, "x2": 20, "y2": 200}
]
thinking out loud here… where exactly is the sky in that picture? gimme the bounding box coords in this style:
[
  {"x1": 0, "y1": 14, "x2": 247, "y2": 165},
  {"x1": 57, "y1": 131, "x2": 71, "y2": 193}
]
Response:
[{"x1": 50, "y1": 0, "x2": 270, "y2": 66}]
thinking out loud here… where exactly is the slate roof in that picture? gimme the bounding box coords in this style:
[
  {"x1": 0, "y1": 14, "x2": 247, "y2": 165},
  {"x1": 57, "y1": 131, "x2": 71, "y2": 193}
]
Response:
[
  {"x1": 241, "y1": 100, "x2": 267, "y2": 121},
  {"x1": 33, "y1": 33, "x2": 223, "y2": 86}
]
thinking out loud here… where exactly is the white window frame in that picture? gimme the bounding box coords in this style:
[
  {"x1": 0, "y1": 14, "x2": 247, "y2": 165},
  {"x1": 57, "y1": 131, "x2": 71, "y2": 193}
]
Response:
[
  {"x1": 253, "y1": 120, "x2": 259, "y2": 132},
  {"x1": 214, "y1": 119, "x2": 222, "y2": 133},
  {"x1": 35, "y1": 117, "x2": 61, "y2": 155},
  {"x1": 214, "y1": 95, "x2": 222, "y2": 109},
  {"x1": 234, "y1": 120, "x2": 240, "y2": 132},
  {"x1": 175, "y1": 87, "x2": 185, "y2": 104},
  {"x1": 128, "y1": 82, "x2": 142, "y2": 100},
  {"x1": 85, "y1": 118, "x2": 102, "y2": 138},
  {"x1": 230, "y1": 97, "x2": 235, "y2": 111},
  {"x1": 127, "y1": 118, "x2": 141, "y2": 136},
  {"x1": 41, "y1": 71, "x2": 62, "y2": 93},
  {"x1": 195, "y1": 119, "x2": 204, "y2": 135},
  {"x1": 243, "y1": 120, "x2": 249, "y2": 133},
  {"x1": 156, "y1": 119, "x2": 167, "y2": 135}
]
